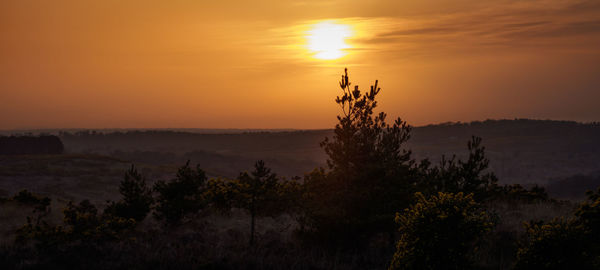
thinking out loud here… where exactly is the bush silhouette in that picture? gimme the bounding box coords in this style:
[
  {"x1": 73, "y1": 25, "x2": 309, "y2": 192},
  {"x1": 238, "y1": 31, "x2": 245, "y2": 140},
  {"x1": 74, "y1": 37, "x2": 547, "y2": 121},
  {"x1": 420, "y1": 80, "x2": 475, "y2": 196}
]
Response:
[
  {"x1": 515, "y1": 188, "x2": 600, "y2": 269},
  {"x1": 105, "y1": 164, "x2": 153, "y2": 222},
  {"x1": 153, "y1": 161, "x2": 208, "y2": 225},
  {"x1": 18, "y1": 200, "x2": 135, "y2": 248},
  {"x1": 389, "y1": 192, "x2": 494, "y2": 270},
  {"x1": 416, "y1": 136, "x2": 499, "y2": 201},
  {"x1": 515, "y1": 219, "x2": 592, "y2": 269},
  {"x1": 12, "y1": 189, "x2": 51, "y2": 214}
]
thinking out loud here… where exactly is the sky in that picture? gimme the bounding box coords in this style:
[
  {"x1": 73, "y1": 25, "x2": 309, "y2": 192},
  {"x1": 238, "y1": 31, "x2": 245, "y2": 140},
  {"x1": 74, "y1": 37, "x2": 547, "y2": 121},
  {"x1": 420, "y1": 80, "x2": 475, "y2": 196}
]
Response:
[{"x1": 1, "y1": 0, "x2": 599, "y2": 129}]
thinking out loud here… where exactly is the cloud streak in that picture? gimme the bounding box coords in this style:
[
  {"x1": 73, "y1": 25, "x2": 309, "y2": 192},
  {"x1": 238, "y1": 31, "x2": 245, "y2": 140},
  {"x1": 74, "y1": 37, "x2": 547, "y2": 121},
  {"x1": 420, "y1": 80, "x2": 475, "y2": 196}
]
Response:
[{"x1": 349, "y1": 0, "x2": 600, "y2": 57}]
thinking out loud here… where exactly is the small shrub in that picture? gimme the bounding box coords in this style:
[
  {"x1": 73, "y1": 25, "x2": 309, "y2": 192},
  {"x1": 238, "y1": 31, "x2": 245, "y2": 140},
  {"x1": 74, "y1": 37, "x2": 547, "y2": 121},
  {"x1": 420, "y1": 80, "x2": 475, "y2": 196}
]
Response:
[
  {"x1": 18, "y1": 200, "x2": 135, "y2": 248},
  {"x1": 515, "y1": 219, "x2": 593, "y2": 269},
  {"x1": 515, "y1": 188, "x2": 600, "y2": 269},
  {"x1": 11, "y1": 189, "x2": 51, "y2": 213}
]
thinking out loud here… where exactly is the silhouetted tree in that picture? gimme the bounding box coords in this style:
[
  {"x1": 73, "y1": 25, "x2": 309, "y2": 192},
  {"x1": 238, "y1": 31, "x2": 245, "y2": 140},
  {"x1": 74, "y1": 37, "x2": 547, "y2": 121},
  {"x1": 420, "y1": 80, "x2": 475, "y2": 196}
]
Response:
[
  {"x1": 234, "y1": 160, "x2": 280, "y2": 246},
  {"x1": 389, "y1": 192, "x2": 494, "y2": 270},
  {"x1": 105, "y1": 165, "x2": 153, "y2": 222},
  {"x1": 302, "y1": 68, "x2": 415, "y2": 245},
  {"x1": 153, "y1": 161, "x2": 207, "y2": 225},
  {"x1": 204, "y1": 162, "x2": 300, "y2": 246}
]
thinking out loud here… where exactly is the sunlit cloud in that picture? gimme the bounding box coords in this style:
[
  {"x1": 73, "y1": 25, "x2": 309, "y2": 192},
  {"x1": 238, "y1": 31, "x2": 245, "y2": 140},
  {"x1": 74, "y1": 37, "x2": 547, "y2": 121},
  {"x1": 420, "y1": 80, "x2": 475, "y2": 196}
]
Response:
[{"x1": 306, "y1": 21, "x2": 353, "y2": 60}]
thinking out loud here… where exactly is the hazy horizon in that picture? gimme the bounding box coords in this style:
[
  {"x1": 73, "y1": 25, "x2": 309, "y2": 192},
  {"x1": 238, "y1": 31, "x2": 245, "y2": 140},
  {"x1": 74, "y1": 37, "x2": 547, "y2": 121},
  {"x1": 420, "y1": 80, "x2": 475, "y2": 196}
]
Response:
[{"x1": 2, "y1": 118, "x2": 598, "y2": 135}]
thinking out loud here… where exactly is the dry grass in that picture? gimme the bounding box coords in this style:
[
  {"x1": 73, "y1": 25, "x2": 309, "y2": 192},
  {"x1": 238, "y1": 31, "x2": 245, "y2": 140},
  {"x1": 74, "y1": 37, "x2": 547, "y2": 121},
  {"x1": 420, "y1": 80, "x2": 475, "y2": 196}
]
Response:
[{"x1": 488, "y1": 200, "x2": 575, "y2": 233}]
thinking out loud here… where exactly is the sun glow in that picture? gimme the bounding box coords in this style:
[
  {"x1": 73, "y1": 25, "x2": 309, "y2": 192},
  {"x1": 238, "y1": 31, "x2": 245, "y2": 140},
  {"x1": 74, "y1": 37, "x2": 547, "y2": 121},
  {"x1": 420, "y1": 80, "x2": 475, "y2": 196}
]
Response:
[{"x1": 306, "y1": 22, "x2": 353, "y2": 60}]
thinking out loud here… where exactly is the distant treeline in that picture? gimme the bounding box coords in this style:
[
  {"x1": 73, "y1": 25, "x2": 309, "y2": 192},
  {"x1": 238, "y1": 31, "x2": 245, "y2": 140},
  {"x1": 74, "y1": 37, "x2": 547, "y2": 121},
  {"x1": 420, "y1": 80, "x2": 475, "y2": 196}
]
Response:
[
  {"x1": 412, "y1": 118, "x2": 600, "y2": 141},
  {"x1": 0, "y1": 135, "x2": 64, "y2": 155}
]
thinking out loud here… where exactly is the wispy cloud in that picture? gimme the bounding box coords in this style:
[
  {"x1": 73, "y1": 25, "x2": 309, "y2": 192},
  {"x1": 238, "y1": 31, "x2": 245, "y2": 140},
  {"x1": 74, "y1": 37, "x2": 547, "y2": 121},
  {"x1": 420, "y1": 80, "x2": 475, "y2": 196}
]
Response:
[{"x1": 350, "y1": 0, "x2": 600, "y2": 57}]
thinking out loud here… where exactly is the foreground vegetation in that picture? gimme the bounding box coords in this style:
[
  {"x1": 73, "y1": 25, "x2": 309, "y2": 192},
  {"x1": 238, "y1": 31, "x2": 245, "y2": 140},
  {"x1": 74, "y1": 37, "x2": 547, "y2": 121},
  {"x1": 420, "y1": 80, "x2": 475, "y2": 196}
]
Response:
[{"x1": 1, "y1": 70, "x2": 598, "y2": 269}]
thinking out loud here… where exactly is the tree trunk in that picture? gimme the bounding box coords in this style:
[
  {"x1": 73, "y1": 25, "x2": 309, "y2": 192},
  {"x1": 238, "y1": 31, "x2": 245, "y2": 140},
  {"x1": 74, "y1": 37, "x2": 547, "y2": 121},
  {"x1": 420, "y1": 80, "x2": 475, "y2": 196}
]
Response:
[
  {"x1": 250, "y1": 210, "x2": 255, "y2": 246},
  {"x1": 250, "y1": 197, "x2": 256, "y2": 246}
]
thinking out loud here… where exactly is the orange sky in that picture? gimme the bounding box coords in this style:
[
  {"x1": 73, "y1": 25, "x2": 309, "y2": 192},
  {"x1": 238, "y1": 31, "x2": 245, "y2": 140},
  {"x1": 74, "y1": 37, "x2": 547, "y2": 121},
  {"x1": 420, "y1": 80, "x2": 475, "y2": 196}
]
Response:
[{"x1": 1, "y1": 0, "x2": 599, "y2": 129}]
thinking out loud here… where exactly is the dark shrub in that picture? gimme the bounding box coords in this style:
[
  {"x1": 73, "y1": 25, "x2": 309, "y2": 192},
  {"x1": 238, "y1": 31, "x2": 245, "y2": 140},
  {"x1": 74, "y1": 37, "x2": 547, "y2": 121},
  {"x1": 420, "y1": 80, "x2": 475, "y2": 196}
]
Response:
[
  {"x1": 105, "y1": 164, "x2": 153, "y2": 222},
  {"x1": 153, "y1": 161, "x2": 208, "y2": 225},
  {"x1": 389, "y1": 192, "x2": 494, "y2": 270},
  {"x1": 515, "y1": 188, "x2": 600, "y2": 269}
]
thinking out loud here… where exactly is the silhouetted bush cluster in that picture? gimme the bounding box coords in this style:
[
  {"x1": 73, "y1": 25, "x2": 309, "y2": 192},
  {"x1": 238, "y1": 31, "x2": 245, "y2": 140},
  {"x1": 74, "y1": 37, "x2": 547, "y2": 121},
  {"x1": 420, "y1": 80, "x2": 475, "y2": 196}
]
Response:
[
  {"x1": 515, "y1": 188, "x2": 600, "y2": 269},
  {"x1": 298, "y1": 69, "x2": 503, "y2": 248},
  {"x1": 11, "y1": 190, "x2": 51, "y2": 213},
  {"x1": 415, "y1": 136, "x2": 500, "y2": 201},
  {"x1": 153, "y1": 161, "x2": 208, "y2": 225},
  {"x1": 389, "y1": 192, "x2": 494, "y2": 270}
]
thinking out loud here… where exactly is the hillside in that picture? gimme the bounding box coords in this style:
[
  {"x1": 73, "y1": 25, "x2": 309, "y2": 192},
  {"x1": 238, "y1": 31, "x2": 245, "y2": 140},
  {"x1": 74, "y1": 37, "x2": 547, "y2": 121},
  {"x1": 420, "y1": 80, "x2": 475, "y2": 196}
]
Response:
[
  {"x1": 1, "y1": 119, "x2": 599, "y2": 201},
  {"x1": 58, "y1": 119, "x2": 600, "y2": 185}
]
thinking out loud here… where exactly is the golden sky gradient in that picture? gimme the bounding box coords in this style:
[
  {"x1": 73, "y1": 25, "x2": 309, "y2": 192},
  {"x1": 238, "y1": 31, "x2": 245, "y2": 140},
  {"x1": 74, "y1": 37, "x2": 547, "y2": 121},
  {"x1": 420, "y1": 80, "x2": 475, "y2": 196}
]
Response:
[{"x1": 1, "y1": 0, "x2": 599, "y2": 129}]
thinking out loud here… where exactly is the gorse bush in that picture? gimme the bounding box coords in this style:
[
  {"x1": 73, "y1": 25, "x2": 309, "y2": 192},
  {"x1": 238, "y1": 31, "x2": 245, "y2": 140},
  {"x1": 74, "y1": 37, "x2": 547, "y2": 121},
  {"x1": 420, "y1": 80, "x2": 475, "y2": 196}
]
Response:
[
  {"x1": 515, "y1": 219, "x2": 592, "y2": 269},
  {"x1": 515, "y1": 188, "x2": 600, "y2": 269},
  {"x1": 62, "y1": 200, "x2": 136, "y2": 242},
  {"x1": 10, "y1": 189, "x2": 51, "y2": 223},
  {"x1": 389, "y1": 192, "x2": 494, "y2": 270},
  {"x1": 576, "y1": 188, "x2": 600, "y2": 231},
  {"x1": 18, "y1": 200, "x2": 135, "y2": 249},
  {"x1": 205, "y1": 177, "x2": 237, "y2": 213},
  {"x1": 12, "y1": 189, "x2": 51, "y2": 209},
  {"x1": 14, "y1": 199, "x2": 135, "y2": 269}
]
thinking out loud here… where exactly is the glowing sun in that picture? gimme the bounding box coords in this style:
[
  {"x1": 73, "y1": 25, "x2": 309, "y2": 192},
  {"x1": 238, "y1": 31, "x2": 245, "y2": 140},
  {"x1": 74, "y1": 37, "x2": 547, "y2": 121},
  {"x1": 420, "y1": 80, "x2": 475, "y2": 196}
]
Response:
[{"x1": 306, "y1": 22, "x2": 353, "y2": 60}]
